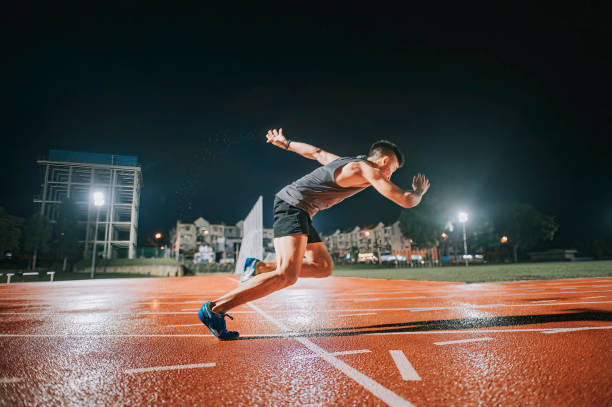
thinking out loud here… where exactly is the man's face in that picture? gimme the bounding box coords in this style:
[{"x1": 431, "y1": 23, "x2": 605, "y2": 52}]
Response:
[{"x1": 377, "y1": 154, "x2": 399, "y2": 179}]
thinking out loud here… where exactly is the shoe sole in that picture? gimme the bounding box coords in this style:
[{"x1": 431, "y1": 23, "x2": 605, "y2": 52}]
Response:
[{"x1": 198, "y1": 304, "x2": 239, "y2": 340}]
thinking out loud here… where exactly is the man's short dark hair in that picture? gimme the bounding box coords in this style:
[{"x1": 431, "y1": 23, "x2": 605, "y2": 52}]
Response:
[{"x1": 368, "y1": 140, "x2": 405, "y2": 168}]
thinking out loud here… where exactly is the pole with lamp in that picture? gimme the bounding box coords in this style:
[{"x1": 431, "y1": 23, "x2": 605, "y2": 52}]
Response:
[
  {"x1": 500, "y1": 236, "x2": 509, "y2": 262},
  {"x1": 175, "y1": 220, "x2": 181, "y2": 263},
  {"x1": 91, "y1": 191, "x2": 105, "y2": 279},
  {"x1": 154, "y1": 232, "x2": 162, "y2": 257},
  {"x1": 458, "y1": 211, "x2": 469, "y2": 267}
]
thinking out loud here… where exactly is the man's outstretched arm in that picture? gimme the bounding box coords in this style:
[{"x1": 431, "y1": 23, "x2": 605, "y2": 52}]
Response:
[
  {"x1": 358, "y1": 162, "x2": 430, "y2": 208},
  {"x1": 266, "y1": 128, "x2": 340, "y2": 165}
]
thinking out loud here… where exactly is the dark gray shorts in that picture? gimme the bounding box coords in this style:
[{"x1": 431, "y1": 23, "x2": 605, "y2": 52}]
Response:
[{"x1": 273, "y1": 196, "x2": 322, "y2": 244}]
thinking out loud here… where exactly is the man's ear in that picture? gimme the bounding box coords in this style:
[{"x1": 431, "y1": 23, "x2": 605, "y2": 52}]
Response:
[{"x1": 380, "y1": 155, "x2": 390, "y2": 167}]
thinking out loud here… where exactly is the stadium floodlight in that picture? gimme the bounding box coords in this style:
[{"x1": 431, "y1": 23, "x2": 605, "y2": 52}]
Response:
[
  {"x1": 458, "y1": 211, "x2": 469, "y2": 267},
  {"x1": 91, "y1": 191, "x2": 105, "y2": 279},
  {"x1": 500, "y1": 236, "x2": 508, "y2": 244},
  {"x1": 155, "y1": 232, "x2": 162, "y2": 240},
  {"x1": 93, "y1": 191, "x2": 105, "y2": 207}
]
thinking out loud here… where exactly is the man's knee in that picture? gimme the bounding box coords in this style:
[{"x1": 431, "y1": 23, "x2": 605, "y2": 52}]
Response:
[
  {"x1": 276, "y1": 268, "x2": 299, "y2": 287},
  {"x1": 323, "y1": 259, "x2": 334, "y2": 277},
  {"x1": 319, "y1": 259, "x2": 334, "y2": 277}
]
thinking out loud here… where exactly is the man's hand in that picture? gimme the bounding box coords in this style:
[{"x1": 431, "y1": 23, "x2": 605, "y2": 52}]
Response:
[
  {"x1": 412, "y1": 173, "x2": 430, "y2": 196},
  {"x1": 266, "y1": 128, "x2": 287, "y2": 149}
]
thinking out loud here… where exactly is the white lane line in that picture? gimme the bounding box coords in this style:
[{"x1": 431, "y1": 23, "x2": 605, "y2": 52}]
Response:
[
  {"x1": 4, "y1": 300, "x2": 612, "y2": 315},
  {"x1": 366, "y1": 326, "x2": 612, "y2": 336},
  {"x1": 333, "y1": 290, "x2": 612, "y2": 301},
  {"x1": 530, "y1": 300, "x2": 558, "y2": 303},
  {"x1": 582, "y1": 296, "x2": 605, "y2": 299},
  {"x1": 0, "y1": 311, "x2": 256, "y2": 315},
  {"x1": 540, "y1": 327, "x2": 612, "y2": 334},
  {"x1": 135, "y1": 301, "x2": 204, "y2": 305},
  {"x1": 434, "y1": 337, "x2": 494, "y2": 346},
  {"x1": 0, "y1": 377, "x2": 23, "y2": 384},
  {"x1": 166, "y1": 324, "x2": 203, "y2": 327},
  {"x1": 296, "y1": 349, "x2": 372, "y2": 359},
  {"x1": 338, "y1": 313, "x2": 378, "y2": 317},
  {"x1": 353, "y1": 297, "x2": 428, "y2": 302},
  {"x1": 248, "y1": 302, "x2": 415, "y2": 407},
  {"x1": 408, "y1": 300, "x2": 612, "y2": 312},
  {"x1": 125, "y1": 363, "x2": 215, "y2": 374},
  {"x1": 389, "y1": 350, "x2": 421, "y2": 381},
  {"x1": 2, "y1": 326, "x2": 612, "y2": 339}
]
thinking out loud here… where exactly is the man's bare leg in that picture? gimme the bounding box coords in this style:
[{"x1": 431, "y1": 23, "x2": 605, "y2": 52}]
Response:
[
  {"x1": 252, "y1": 242, "x2": 333, "y2": 278},
  {"x1": 211, "y1": 234, "x2": 308, "y2": 314}
]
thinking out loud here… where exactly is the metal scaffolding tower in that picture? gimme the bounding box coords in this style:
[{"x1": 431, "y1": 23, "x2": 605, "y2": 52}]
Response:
[{"x1": 34, "y1": 150, "x2": 142, "y2": 259}]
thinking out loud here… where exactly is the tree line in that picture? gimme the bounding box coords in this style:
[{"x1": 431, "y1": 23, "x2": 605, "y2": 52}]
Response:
[
  {"x1": 0, "y1": 199, "x2": 81, "y2": 270},
  {"x1": 398, "y1": 193, "x2": 562, "y2": 263}
]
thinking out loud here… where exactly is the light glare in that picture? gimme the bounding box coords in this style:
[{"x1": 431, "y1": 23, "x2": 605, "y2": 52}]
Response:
[{"x1": 93, "y1": 191, "x2": 105, "y2": 207}]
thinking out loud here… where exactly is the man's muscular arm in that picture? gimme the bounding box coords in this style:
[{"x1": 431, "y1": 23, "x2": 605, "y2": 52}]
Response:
[
  {"x1": 357, "y1": 162, "x2": 430, "y2": 208},
  {"x1": 266, "y1": 128, "x2": 340, "y2": 165}
]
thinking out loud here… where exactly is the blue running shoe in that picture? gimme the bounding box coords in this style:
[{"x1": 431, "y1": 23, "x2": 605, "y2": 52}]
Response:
[
  {"x1": 197, "y1": 301, "x2": 239, "y2": 340},
  {"x1": 240, "y1": 257, "x2": 261, "y2": 285}
]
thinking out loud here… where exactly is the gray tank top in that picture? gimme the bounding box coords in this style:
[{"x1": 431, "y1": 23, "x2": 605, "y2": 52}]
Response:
[{"x1": 276, "y1": 156, "x2": 370, "y2": 218}]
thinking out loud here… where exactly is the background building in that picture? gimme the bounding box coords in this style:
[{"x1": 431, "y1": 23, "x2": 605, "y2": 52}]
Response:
[
  {"x1": 172, "y1": 218, "x2": 274, "y2": 263},
  {"x1": 323, "y1": 221, "x2": 413, "y2": 263},
  {"x1": 35, "y1": 150, "x2": 142, "y2": 259}
]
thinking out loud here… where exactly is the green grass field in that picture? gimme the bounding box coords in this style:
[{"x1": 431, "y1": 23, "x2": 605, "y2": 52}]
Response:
[
  {"x1": 3, "y1": 261, "x2": 610, "y2": 284},
  {"x1": 331, "y1": 260, "x2": 612, "y2": 283}
]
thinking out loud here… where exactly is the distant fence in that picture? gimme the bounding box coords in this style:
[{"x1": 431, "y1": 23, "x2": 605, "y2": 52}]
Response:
[
  {"x1": 1, "y1": 271, "x2": 55, "y2": 284},
  {"x1": 183, "y1": 262, "x2": 234, "y2": 274}
]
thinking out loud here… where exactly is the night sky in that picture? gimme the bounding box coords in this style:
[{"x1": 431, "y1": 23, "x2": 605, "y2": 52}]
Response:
[{"x1": 3, "y1": 3, "x2": 610, "y2": 247}]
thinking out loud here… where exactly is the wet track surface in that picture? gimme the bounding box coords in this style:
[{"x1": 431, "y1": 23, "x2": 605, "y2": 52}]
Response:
[{"x1": 1, "y1": 275, "x2": 611, "y2": 406}]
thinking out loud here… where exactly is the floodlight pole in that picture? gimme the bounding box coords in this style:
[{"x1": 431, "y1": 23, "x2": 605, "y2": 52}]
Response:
[
  {"x1": 91, "y1": 206, "x2": 100, "y2": 279},
  {"x1": 175, "y1": 220, "x2": 181, "y2": 263},
  {"x1": 462, "y1": 222, "x2": 468, "y2": 267}
]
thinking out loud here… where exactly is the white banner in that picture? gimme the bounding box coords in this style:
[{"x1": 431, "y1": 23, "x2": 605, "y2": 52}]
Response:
[{"x1": 234, "y1": 196, "x2": 263, "y2": 275}]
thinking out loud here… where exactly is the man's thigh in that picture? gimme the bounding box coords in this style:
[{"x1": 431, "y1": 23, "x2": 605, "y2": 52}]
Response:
[{"x1": 273, "y1": 234, "x2": 308, "y2": 279}]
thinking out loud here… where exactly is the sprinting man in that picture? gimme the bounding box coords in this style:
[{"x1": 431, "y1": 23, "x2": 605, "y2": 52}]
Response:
[{"x1": 198, "y1": 128, "x2": 430, "y2": 339}]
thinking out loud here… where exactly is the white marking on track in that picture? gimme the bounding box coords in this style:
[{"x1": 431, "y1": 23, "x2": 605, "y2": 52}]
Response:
[
  {"x1": 296, "y1": 349, "x2": 371, "y2": 359},
  {"x1": 248, "y1": 302, "x2": 415, "y2": 407},
  {"x1": 135, "y1": 301, "x2": 203, "y2": 305},
  {"x1": 540, "y1": 327, "x2": 611, "y2": 334},
  {"x1": 365, "y1": 326, "x2": 612, "y2": 336},
  {"x1": 0, "y1": 377, "x2": 23, "y2": 384},
  {"x1": 389, "y1": 350, "x2": 421, "y2": 381},
  {"x1": 2, "y1": 326, "x2": 612, "y2": 339},
  {"x1": 338, "y1": 312, "x2": 377, "y2": 317},
  {"x1": 434, "y1": 337, "x2": 494, "y2": 346},
  {"x1": 166, "y1": 324, "x2": 203, "y2": 327},
  {"x1": 582, "y1": 296, "x2": 605, "y2": 299},
  {"x1": 353, "y1": 297, "x2": 428, "y2": 302},
  {"x1": 125, "y1": 363, "x2": 215, "y2": 374},
  {"x1": 3, "y1": 300, "x2": 612, "y2": 315}
]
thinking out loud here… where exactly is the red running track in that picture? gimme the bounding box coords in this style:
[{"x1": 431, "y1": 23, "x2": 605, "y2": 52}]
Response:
[{"x1": 1, "y1": 275, "x2": 611, "y2": 406}]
